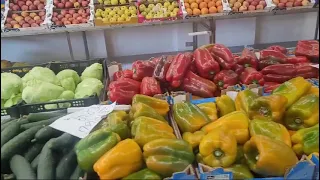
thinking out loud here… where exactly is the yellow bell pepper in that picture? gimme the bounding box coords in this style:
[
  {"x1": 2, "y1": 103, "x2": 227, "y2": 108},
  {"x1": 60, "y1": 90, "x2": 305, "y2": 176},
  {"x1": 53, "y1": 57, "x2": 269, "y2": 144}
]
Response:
[
  {"x1": 197, "y1": 102, "x2": 218, "y2": 121},
  {"x1": 244, "y1": 135, "x2": 298, "y2": 177},
  {"x1": 132, "y1": 94, "x2": 169, "y2": 116},
  {"x1": 308, "y1": 152, "x2": 319, "y2": 159},
  {"x1": 272, "y1": 77, "x2": 311, "y2": 108},
  {"x1": 131, "y1": 116, "x2": 176, "y2": 147},
  {"x1": 199, "y1": 128, "x2": 237, "y2": 168},
  {"x1": 93, "y1": 139, "x2": 143, "y2": 179},
  {"x1": 235, "y1": 89, "x2": 259, "y2": 115},
  {"x1": 216, "y1": 95, "x2": 236, "y2": 117},
  {"x1": 307, "y1": 86, "x2": 319, "y2": 97},
  {"x1": 291, "y1": 124, "x2": 319, "y2": 156},
  {"x1": 182, "y1": 131, "x2": 206, "y2": 149},
  {"x1": 248, "y1": 95, "x2": 287, "y2": 123},
  {"x1": 201, "y1": 111, "x2": 250, "y2": 144}
]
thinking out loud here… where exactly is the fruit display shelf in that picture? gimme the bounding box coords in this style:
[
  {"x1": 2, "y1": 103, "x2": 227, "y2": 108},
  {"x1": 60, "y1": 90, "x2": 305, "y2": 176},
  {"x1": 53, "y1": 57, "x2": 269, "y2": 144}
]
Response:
[
  {"x1": 180, "y1": 0, "x2": 231, "y2": 18},
  {"x1": 1, "y1": 7, "x2": 318, "y2": 37},
  {"x1": 272, "y1": 0, "x2": 315, "y2": 9},
  {"x1": 94, "y1": 4, "x2": 138, "y2": 25},
  {"x1": 228, "y1": 0, "x2": 275, "y2": 13}
]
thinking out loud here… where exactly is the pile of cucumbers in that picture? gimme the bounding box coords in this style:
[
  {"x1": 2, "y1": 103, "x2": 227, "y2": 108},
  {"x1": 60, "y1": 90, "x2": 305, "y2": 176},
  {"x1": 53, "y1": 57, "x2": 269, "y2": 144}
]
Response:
[{"x1": 1, "y1": 110, "x2": 84, "y2": 180}]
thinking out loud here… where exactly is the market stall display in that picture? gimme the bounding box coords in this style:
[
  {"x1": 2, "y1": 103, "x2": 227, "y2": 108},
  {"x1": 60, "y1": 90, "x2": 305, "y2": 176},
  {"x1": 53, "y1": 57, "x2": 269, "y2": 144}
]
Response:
[{"x1": 94, "y1": 5, "x2": 138, "y2": 25}]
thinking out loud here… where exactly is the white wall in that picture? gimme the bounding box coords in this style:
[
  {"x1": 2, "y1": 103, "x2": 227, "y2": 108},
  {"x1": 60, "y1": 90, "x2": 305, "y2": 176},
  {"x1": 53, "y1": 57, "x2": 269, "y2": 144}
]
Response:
[{"x1": 1, "y1": 12, "x2": 318, "y2": 64}]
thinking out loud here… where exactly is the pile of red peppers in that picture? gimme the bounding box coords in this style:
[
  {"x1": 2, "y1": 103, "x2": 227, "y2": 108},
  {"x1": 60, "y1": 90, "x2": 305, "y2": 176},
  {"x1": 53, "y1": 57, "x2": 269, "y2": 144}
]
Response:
[{"x1": 108, "y1": 40, "x2": 319, "y2": 103}]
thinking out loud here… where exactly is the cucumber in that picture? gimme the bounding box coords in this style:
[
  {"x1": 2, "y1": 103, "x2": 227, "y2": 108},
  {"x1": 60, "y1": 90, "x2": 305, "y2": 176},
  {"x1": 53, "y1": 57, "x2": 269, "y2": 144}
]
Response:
[
  {"x1": 17, "y1": 118, "x2": 29, "y2": 125},
  {"x1": 1, "y1": 122, "x2": 20, "y2": 147},
  {"x1": 27, "y1": 110, "x2": 67, "y2": 122},
  {"x1": 1, "y1": 126, "x2": 42, "y2": 162},
  {"x1": 70, "y1": 166, "x2": 84, "y2": 180},
  {"x1": 10, "y1": 155, "x2": 36, "y2": 180},
  {"x1": 37, "y1": 139, "x2": 57, "y2": 179},
  {"x1": 34, "y1": 126, "x2": 62, "y2": 143},
  {"x1": 23, "y1": 143, "x2": 45, "y2": 162},
  {"x1": 1, "y1": 118, "x2": 13, "y2": 125},
  {"x1": 20, "y1": 116, "x2": 61, "y2": 130},
  {"x1": 1, "y1": 119, "x2": 18, "y2": 131},
  {"x1": 49, "y1": 133, "x2": 78, "y2": 151},
  {"x1": 31, "y1": 154, "x2": 40, "y2": 171},
  {"x1": 56, "y1": 149, "x2": 77, "y2": 179}
]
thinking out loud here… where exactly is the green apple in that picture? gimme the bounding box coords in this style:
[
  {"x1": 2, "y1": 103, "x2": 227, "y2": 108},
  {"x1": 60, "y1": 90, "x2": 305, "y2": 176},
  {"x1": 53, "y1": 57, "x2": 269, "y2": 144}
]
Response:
[
  {"x1": 171, "y1": 1, "x2": 178, "y2": 7},
  {"x1": 95, "y1": 11, "x2": 101, "y2": 17},
  {"x1": 101, "y1": 11, "x2": 106, "y2": 17},
  {"x1": 144, "y1": 7, "x2": 150, "y2": 13},
  {"x1": 163, "y1": 1, "x2": 170, "y2": 7},
  {"x1": 120, "y1": 0, "x2": 126, "y2": 4},
  {"x1": 164, "y1": 12, "x2": 170, "y2": 17},
  {"x1": 102, "y1": 18, "x2": 109, "y2": 23},
  {"x1": 146, "y1": 13, "x2": 153, "y2": 19},
  {"x1": 118, "y1": 17, "x2": 125, "y2": 21},
  {"x1": 131, "y1": 14, "x2": 137, "y2": 17},
  {"x1": 130, "y1": 8, "x2": 137, "y2": 14},
  {"x1": 140, "y1": 0, "x2": 146, "y2": 2},
  {"x1": 173, "y1": 8, "x2": 179, "y2": 13},
  {"x1": 98, "y1": 0, "x2": 103, "y2": 3},
  {"x1": 109, "y1": 10, "x2": 116, "y2": 16},
  {"x1": 121, "y1": 14, "x2": 127, "y2": 18},
  {"x1": 129, "y1": 6, "x2": 136, "y2": 11},
  {"x1": 104, "y1": 0, "x2": 111, "y2": 5},
  {"x1": 170, "y1": 11, "x2": 177, "y2": 17},
  {"x1": 148, "y1": 4, "x2": 155, "y2": 9},
  {"x1": 153, "y1": 13, "x2": 159, "y2": 18},
  {"x1": 111, "y1": 0, "x2": 119, "y2": 5},
  {"x1": 113, "y1": 7, "x2": 120, "y2": 12},
  {"x1": 114, "y1": 14, "x2": 120, "y2": 19},
  {"x1": 124, "y1": 9, "x2": 131, "y2": 16},
  {"x1": 141, "y1": 11, "x2": 147, "y2": 16},
  {"x1": 105, "y1": 8, "x2": 112, "y2": 13},
  {"x1": 118, "y1": 9, "x2": 125, "y2": 15},
  {"x1": 147, "y1": 0, "x2": 154, "y2": 3},
  {"x1": 126, "y1": 16, "x2": 131, "y2": 21},
  {"x1": 109, "y1": 17, "x2": 117, "y2": 22},
  {"x1": 156, "y1": 2, "x2": 162, "y2": 6},
  {"x1": 121, "y1": 6, "x2": 128, "y2": 11},
  {"x1": 167, "y1": 4, "x2": 174, "y2": 11},
  {"x1": 139, "y1": 4, "x2": 146, "y2": 11},
  {"x1": 96, "y1": 17, "x2": 102, "y2": 20}
]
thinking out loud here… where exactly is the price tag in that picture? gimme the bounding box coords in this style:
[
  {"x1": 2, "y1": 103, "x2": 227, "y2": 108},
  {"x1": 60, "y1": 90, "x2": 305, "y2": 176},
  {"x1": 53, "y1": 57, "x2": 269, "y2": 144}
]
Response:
[
  {"x1": 310, "y1": 64, "x2": 319, "y2": 69},
  {"x1": 50, "y1": 102, "x2": 116, "y2": 138}
]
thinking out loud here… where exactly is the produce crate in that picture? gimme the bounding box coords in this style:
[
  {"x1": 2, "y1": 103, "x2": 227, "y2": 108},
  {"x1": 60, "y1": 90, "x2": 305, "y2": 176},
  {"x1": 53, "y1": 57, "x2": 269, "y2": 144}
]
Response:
[
  {"x1": 227, "y1": 0, "x2": 275, "y2": 14},
  {"x1": 16, "y1": 59, "x2": 108, "y2": 115},
  {"x1": 1, "y1": 106, "x2": 20, "y2": 118},
  {"x1": 94, "y1": 4, "x2": 138, "y2": 26},
  {"x1": 271, "y1": 0, "x2": 315, "y2": 10}
]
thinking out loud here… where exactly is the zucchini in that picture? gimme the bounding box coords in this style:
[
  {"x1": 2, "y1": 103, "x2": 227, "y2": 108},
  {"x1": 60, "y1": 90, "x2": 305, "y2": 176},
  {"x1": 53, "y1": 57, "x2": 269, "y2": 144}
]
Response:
[
  {"x1": 1, "y1": 122, "x2": 20, "y2": 147},
  {"x1": 23, "y1": 143, "x2": 45, "y2": 162},
  {"x1": 31, "y1": 154, "x2": 40, "y2": 171},
  {"x1": 34, "y1": 126, "x2": 62, "y2": 143},
  {"x1": 37, "y1": 139, "x2": 57, "y2": 179},
  {"x1": 1, "y1": 119, "x2": 18, "y2": 131},
  {"x1": 20, "y1": 116, "x2": 61, "y2": 130},
  {"x1": 49, "y1": 133, "x2": 78, "y2": 150},
  {"x1": 56, "y1": 149, "x2": 77, "y2": 179},
  {"x1": 1, "y1": 126, "x2": 42, "y2": 162},
  {"x1": 9, "y1": 155, "x2": 36, "y2": 180},
  {"x1": 27, "y1": 110, "x2": 67, "y2": 122},
  {"x1": 70, "y1": 166, "x2": 84, "y2": 180}
]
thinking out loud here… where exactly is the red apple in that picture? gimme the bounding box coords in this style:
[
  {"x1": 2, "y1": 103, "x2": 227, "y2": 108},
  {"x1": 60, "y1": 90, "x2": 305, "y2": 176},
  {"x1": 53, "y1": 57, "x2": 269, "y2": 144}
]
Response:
[
  {"x1": 57, "y1": 2, "x2": 64, "y2": 8},
  {"x1": 286, "y1": 1, "x2": 293, "y2": 6},
  {"x1": 33, "y1": 0, "x2": 40, "y2": 5},
  {"x1": 72, "y1": 13, "x2": 79, "y2": 18},
  {"x1": 53, "y1": 12, "x2": 59, "y2": 17},
  {"x1": 61, "y1": 17, "x2": 67, "y2": 22},
  {"x1": 5, "y1": 24, "x2": 13, "y2": 28},
  {"x1": 31, "y1": 23, "x2": 39, "y2": 27},
  {"x1": 21, "y1": 5, "x2": 28, "y2": 10},
  {"x1": 259, "y1": 1, "x2": 266, "y2": 7},
  {"x1": 81, "y1": 18, "x2": 87, "y2": 23},
  {"x1": 26, "y1": 0, "x2": 32, "y2": 5},
  {"x1": 69, "y1": 9, "x2": 75, "y2": 14},
  {"x1": 18, "y1": 19, "x2": 26, "y2": 25},
  {"x1": 243, "y1": 1, "x2": 249, "y2": 6},
  {"x1": 65, "y1": 1, "x2": 73, "y2": 7},
  {"x1": 76, "y1": 16, "x2": 82, "y2": 21},
  {"x1": 21, "y1": 11, "x2": 29, "y2": 17},
  {"x1": 28, "y1": 19, "x2": 35, "y2": 24},
  {"x1": 81, "y1": 0, "x2": 88, "y2": 6},
  {"x1": 22, "y1": 23, "x2": 30, "y2": 27},
  {"x1": 78, "y1": 0, "x2": 82, "y2": 3},
  {"x1": 6, "y1": 17, "x2": 13, "y2": 22},
  {"x1": 37, "y1": 4, "x2": 45, "y2": 9},
  {"x1": 13, "y1": 0, "x2": 18, "y2": 3},
  {"x1": 18, "y1": 1, "x2": 26, "y2": 7},
  {"x1": 41, "y1": 15, "x2": 45, "y2": 20},
  {"x1": 68, "y1": 17, "x2": 73, "y2": 21},
  {"x1": 86, "y1": 8, "x2": 90, "y2": 13},
  {"x1": 278, "y1": 2, "x2": 285, "y2": 8},
  {"x1": 53, "y1": 0, "x2": 59, "y2": 5},
  {"x1": 57, "y1": 14, "x2": 64, "y2": 19},
  {"x1": 247, "y1": 0, "x2": 253, "y2": 3},
  {"x1": 9, "y1": 3, "x2": 14, "y2": 8},
  {"x1": 24, "y1": 16, "x2": 31, "y2": 21},
  {"x1": 72, "y1": 19, "x2": 79, "y2": 24},
  {"x1": 52, "y1": 17, "x2": 58, "y2": 21},
  {"x1": 78, "y1": 8, "x2": 85, "y2": 14},
  {"x1": 12, "y1": 14, "x2": 18, "y2": 19},
  {"x1": 81, "y1": 13, "x2": 86, "y2": 18},
  {"x1": 39, "y1": 11, "x2": 45, "y2": 16},
  {"x1": 36, "y1": 19, "x2": 42, "y2": 24},
  {"x1": 29, "y1": 5, "x2": 37, "y2": 10},
  {"x1": 250, "y1": 1, "x2": 258, "y2": 6},
  {"x1": 69, "y1": 0, "x2": 75, "y2": 3},
  {"x1": 256, "y1": 4, "x2": 264, "y2": 9},
  {"x1": 56, "y1": 21, "x2": 63, "y2": 25},
  {"x1": 12, "y1": 5, "x2": 20, "y2": 10},
  {"x1": 294, "y1": 1, "x2": 302, "y2": 6},
  {"x1": 64, "y1": 20, "x2": 71, "y2": 25},
  {"x1": 10, "y1": 20, "x2": 18, "y2": 25},
  {"x1": 248, "y1": 4, "x2": 255, "y2": 10},
  {"x1": 61, "y1": 0, "x2": 66, "y2": 4},
  {"x1": 65, "y1": 14, "x2": 72, "y2": 18}
]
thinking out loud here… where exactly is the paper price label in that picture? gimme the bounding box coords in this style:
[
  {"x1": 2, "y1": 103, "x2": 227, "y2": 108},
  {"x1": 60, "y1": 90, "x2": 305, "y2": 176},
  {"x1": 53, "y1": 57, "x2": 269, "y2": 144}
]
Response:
[
  {"x1": 50, "y1": 102, "x2": 116, "y2": 138},
  {"x1": 206, "y1": 174, "x2": 230, "y2": 180}
]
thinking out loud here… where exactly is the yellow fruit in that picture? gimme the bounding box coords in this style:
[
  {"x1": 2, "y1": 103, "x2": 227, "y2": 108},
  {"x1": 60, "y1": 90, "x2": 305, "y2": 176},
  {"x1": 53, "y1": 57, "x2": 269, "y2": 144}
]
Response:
[
  {"x1": 186, "y1": 8, "x2": 193, "y2": 15},
  {"x1": 193, "y1": 8, "x2": 201, "y2": 15},
  {"x1": 201, "y1": 7, "x2": 209, "y2": 14},
  {"x1": 209, "y1": 6, "x2": 217, "y2": 13},
  {"x1": 190, "y1": 2, "x2": 198, "y2": 9},
  {"x1": 199, "y1": 2, "x2": 207, "y2": 8}
]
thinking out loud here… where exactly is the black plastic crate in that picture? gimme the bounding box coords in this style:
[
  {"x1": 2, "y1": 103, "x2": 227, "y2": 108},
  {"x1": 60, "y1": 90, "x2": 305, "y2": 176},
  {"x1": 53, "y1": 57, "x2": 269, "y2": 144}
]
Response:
[
  {"x1": 1, "y1": 106, "x2": 20, "y2": 118},
  {"x1": 1, "y1": 63, "x2": 51, "y2": 77}
]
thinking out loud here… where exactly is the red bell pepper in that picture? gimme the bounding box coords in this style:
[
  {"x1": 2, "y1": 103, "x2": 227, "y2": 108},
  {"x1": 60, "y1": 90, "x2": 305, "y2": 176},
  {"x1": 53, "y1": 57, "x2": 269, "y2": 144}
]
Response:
[
  {"x1": 194, "y1": 47, "x2": 220, "y2": 79},
  {"x1": 153, "y1": 56, "x2": 172, "y2": 82},
  {"x1": 150, "y1": 57, "x2": 161, "y2": 66},
  {"x1": 238, "y1": 48, "x2": 258, "y2": 69},
  {"x1": 182, "y1": 71, "x2": 217, "y2": 98},
  {"x1": 207, "y1": 44, "x2": 236, "y2": 70},
  {"x1": 108, "y1": 78, "x2": 141, "y2": 104},
  {"x1": 284, "y1": 56, "x2": 310, "y2": 64},
  {"x1": 113, "y1": 69, "x2": 133, "y2": 81},
  {"x1": 261, "y1": 64, "x2": 296, "y2": 76},
  {"x1": 258, "y1": 59, "x2": 281, "y2": 70},
  {"x1": 140, "y1": 77, "x2": 162, "y2": 96},
  {"x1": 185, "y1": 52, "x2": 197, "y2": 74},
  {"x1": 259, "y1": 49, "x2": 287, "y2": 63},
  {"x1": 266, "y1": 45, "x2": 287, "y2": 54},
  {"x1": 295, "y1": 40, "x2": 319, "y2": 60},
  {"x1": 132, "y1": 60, "x2": 155, "y2": 81},
  {"x1": 213, "y1": 70, "x2": 238, "y2": 90},
  {"x1": 166, "y1": 53, "x2": 192, "y2": 88},
  {"x1": 263, "y1": 74, "x2": 294, "y2": 83},
  {"x1": 233, "y1": 64, "x2": 245, "y2": 75},
  {"x1": 295, "y1": 63, "x2": 319, "y2": 78},
  {"x1": 264, "y1": 82, "x2": 281, "y2": 93},
  {"x1": 240, "y1": 67, "x2": 265, "y2": 85}
]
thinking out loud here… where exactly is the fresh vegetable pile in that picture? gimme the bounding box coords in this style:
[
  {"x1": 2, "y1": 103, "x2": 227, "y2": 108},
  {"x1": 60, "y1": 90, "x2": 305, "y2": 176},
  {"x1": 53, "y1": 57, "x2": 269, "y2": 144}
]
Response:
[
  {"x1": 1, "y1": 63, "x2": 104, "y2": 108},
  {"x1": 177, "y1": 76, "x2": 319, "y2": 178},
  {"x1": 1, "y1": 110, "x2": 83, "y2": 180},
  {"x1": 108, "y1": 40, "x2": 319, "y2": 104}
]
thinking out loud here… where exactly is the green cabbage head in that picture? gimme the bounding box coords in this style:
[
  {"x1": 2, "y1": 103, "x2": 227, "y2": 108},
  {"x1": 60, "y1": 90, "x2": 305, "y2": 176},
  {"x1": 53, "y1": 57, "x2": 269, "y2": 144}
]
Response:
[
  {"x1": 81, "y1": 63, "x2": 103, "y2": 81},
  {"x1": 1, "y1": 73, "x2": 22, "y2": 100},
  {"x1": 56, "y1": 69, "x2": 80, "y2": 92},
  {"x1": 22, "y1": 67, "x2": 60, "y2": 87},
  {"x1": 75, "y1": 78, "x2": 103, "y2": 99}
]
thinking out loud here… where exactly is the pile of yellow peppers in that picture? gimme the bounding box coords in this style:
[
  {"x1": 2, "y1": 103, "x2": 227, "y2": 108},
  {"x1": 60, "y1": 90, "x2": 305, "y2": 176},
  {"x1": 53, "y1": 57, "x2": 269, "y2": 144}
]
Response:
[
  {"x1": 179, "y1": 77, "x2": 319, "y2": 178},
  {"x1": 75, "y1": 94, "x2": 195, "y2": 180}
]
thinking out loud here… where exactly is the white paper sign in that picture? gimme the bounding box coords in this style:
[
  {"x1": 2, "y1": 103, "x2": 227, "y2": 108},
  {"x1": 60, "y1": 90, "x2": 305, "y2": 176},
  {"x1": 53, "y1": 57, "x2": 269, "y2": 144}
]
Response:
[
  {"x1": 310, "y1": 64, "x2": 319, "y2": 69},
  {"x1": 50, "y1": 102, "x2": 116, "y2": 138}
]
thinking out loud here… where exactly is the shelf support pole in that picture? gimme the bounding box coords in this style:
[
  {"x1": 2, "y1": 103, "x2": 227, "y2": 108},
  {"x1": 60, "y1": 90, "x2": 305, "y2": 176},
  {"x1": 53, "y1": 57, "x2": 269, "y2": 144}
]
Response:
[
  {"x1": 82, "y1": 31, "x2": 90, "y2": 60},
  {"x1": 314, "y1": 12, "x2": 319, "y2": 40},
  {"x1": 209, "y1": 19, "x2": 216, "y2": 44},
  {"x1": 192, "y1": 22, "x2": 198, "y2": 50},
  {"x1": 66, "y1": 32, "x2": 74, "y2": 61}
]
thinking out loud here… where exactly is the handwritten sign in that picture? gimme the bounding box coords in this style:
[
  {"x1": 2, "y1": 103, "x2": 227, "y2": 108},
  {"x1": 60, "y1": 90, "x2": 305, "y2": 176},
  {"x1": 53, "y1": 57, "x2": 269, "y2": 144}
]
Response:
[{"x1": 50, "y1": 102, "x2": 116, "y2": 138}]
